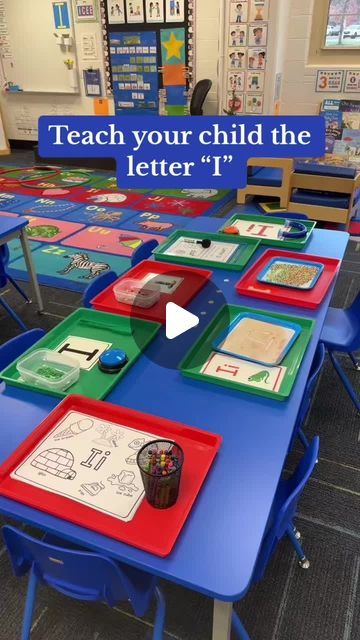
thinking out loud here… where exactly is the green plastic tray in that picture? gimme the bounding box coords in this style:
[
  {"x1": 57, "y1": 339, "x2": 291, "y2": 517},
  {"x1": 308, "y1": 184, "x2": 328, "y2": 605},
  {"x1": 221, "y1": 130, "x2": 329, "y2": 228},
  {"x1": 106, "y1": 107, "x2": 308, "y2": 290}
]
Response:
[
  {"x1": 180, "y1": 304, "x2": 315, "y2": 401},
  {"x1": 1, "y1": 309, "x2": 161, "y2": 400},
  {"x1": 219, "y1": 214, "x2": 316, "y2": 250},
  {"x1": 152, "y1": 230, "x2": 261, "y2": 271}
]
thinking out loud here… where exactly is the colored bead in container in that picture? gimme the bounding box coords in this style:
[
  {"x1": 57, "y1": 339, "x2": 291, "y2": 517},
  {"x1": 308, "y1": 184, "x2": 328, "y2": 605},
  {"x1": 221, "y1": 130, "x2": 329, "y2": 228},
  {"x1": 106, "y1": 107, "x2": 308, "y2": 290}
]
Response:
[{"x1": 137, "y1": 439, "x2": 184, "y2": 509}]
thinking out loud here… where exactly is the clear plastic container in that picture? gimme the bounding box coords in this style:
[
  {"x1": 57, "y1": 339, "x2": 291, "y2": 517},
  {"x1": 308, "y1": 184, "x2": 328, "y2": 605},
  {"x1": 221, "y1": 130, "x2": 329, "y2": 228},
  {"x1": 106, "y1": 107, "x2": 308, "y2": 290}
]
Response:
[
  {"x1": 16, "y1": 349, "x2": 80, "y2": 391},
  {"x1": 113, "y1": 278, "x2": 160, "y2": 308}
]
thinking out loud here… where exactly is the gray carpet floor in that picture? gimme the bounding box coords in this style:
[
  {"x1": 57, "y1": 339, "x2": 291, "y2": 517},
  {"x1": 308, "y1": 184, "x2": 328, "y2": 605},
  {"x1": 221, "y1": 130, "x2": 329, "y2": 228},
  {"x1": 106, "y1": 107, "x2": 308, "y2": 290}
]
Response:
[{"x1": 0, "y1": 151, "x2": 359, "y2": 639}]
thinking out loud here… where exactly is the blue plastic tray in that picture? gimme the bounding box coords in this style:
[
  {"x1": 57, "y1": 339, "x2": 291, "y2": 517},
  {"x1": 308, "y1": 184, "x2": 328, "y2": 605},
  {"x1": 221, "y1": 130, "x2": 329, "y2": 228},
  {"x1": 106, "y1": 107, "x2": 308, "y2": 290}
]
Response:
[
  {"x1": 212, "y1": 311, "x2": 302, "y2": 366},
  {"x1": 257, "y1": 257, "x2": 325, "y2": 290}
]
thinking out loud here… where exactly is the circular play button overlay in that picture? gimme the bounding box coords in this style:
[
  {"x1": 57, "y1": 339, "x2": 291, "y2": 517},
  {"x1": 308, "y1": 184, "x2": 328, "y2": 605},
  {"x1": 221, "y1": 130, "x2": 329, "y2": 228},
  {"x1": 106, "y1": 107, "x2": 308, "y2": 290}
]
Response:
[{"x1": 129, "y1": 269, "x2": 230, "y2": 370}]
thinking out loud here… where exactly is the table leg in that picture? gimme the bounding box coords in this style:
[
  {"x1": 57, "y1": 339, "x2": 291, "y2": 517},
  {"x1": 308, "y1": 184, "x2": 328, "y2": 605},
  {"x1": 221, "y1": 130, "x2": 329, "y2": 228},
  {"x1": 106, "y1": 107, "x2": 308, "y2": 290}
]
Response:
[
  {"x1": 212, "y1": 600, "x2": 232, "y2": 640},
  {"x1": 19, "y1": 230, "x2": 44, "y2": 313}
]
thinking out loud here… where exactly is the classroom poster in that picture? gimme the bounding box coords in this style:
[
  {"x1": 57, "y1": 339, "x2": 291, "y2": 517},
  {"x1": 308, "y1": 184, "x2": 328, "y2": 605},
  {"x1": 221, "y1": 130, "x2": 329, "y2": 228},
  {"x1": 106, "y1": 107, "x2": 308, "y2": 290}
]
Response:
[
  {"x1": 161, "y1": 28, "x2": 185, "y2": 64},
  {"x1": 229, "y1": 1, "x2": 248, "y2": 24},
  {"x1": 344, "y1": 70, "x2": 360, "y2": 93},
  {"x1": 126, "y1": 0, "x2": 145, "y2": 22},
  {"x1": 226, "y1": 92, "x2": 244, "y2": 113},
  {"x1": 145, "y1": 0, "x2": 164, "y2": 22},
  {"x1": 248, "y1": 22, "x2": 267, "y2": 46},
  {"x1": 228, "y1": 71, "x2": 245, "y2": 92},
  {"x1": 228, "y1": 48, "x2": 247, "y2": 70},
  {"x1": 246, "y1": 70, "x2": 264, "y2": 92},
  {"x1": 107, "y1": 0, "x2": 125, "y2": 23},
  {"x1": 165, "y1": 0, "x2": 185, "y2": 22},
  {"x1": 246, "y1": 93, "x2": 263, "y2": 113},
  {"x1": 316, "y1": 70, "x2": 344, "y2": 93},
  {"x1": 52, "y1": 2, "x2": 71, "y2": 30},
  {"x1": 248, "y1": 0, "x2": 269, "y2": 22},
  {"x1": 229, "y1": 25, "x2": 248, "y2": 47},
  {"x1": 74, "y1": 0, "x2": 97, "y2": 21},
  {"x1": 248, "y1": 47, "x2": 266, "y2": 69},
  {"x1": 109, "y1": 31, "x2": 159, "y2": 114}
]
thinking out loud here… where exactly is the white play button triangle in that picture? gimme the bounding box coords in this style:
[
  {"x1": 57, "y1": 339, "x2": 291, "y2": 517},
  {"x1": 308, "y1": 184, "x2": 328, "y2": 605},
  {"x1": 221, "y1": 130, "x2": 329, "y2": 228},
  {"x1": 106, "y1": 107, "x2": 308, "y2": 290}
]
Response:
[{"x1": 165, "y1": 302, "x2": 199, "y2": 340}]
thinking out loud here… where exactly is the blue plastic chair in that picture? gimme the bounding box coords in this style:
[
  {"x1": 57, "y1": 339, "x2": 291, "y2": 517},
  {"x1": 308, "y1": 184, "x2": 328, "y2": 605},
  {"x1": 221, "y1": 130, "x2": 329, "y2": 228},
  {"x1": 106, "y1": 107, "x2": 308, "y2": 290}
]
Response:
[
  {"x1": 2, "y1": 526, "x2": 166, "y2": 640},
  {"x1": 253, "y1": 436, "x2": 319, "y2": 583},
  {"x1": 0, "y1": 328, "x2": 45, "y2": 370},
  {"x1": 228, "y1": 438, "x2": 320, "y2": 640},
  {"x1": 291, "y1": 343, "x2": 326, "y2": 450},
  {"x1": 131, "y1": 239, "x2": 159, "y2": 267},
  {"x1": 0, "y1": 244, "x2": 31, "y2": 330},
  {"x1": 320, "y1": 291, "x2": 360, "y2": 412},
  {"x1": 83, "y1": 270, "x2": 118, "y2": 308}
]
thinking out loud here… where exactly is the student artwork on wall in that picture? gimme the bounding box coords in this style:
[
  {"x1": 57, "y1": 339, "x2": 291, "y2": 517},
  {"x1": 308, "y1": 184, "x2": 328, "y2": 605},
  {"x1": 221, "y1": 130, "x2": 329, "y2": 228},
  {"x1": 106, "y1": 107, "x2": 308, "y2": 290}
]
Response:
[
  {"x1": 248, "y1": 22, "x2": 267, "y2": 46},
  {"x1": 165, "y1": 0, "x2": 185, "y2": 22},
  {"x1": 107, "y1": 0, "x2": 125, "y2": 23},
  {"x1": 248, "y1": 0, "x2": 268, "y2": 22},
  {"x1": 145, "y1": 0, "x2": 164, "y2": 22},
  {"x1": 229, "y1": 1, "x2": 248, "y2": 24}
]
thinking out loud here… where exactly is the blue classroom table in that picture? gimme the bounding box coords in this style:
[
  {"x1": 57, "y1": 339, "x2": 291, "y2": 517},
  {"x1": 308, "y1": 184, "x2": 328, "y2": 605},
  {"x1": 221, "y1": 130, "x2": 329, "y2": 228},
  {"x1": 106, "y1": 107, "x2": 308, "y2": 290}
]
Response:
[
  {"x1": 0, "y1": 216, "x2": 44, "y2": 312},
  {"x1": 0, "y1": 224, "x2": 349, "y2": 640}
]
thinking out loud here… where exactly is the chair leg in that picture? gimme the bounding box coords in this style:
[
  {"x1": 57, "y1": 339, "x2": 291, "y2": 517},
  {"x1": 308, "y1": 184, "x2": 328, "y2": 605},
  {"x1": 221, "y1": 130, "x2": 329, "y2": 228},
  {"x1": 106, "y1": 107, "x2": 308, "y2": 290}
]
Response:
[
  {"x1": 329, "y1": 351, "x2": 360, "y2": 413},
  {"x1": 0, "y1": 297, "x2": 27, "y2": 331},
  {"x1": 231, "y1": 611, "x2": 251, "y2": 640},
  {"x1": 349, "y1": 352, "x2": 360, "y2": 371},
  {"x1": 21, "y1": 568, "x2": 38, "y2": 640},
  {"x1": 153, "y1": 586, "x2": 166, "y2": 640},
  {"x1": 7, "y1": 274, "x2": 31, "y2": 303},
  {"x1": 286, "y1": 524, "x2": 310, "y2": 569},
  {"x1": 297, "y1": 428, "x2": 309, "y2": 450}
]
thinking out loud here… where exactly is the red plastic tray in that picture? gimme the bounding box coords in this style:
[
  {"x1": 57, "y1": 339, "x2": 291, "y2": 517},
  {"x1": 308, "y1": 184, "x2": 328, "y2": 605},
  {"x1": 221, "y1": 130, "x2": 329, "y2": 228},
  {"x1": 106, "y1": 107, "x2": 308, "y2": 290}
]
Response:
[
  {"x1": 91, "y1": 260, "x2": 212, "y2": 323},
  {"x1": 235, "y1": 249, "x2": 341, "y2": 309},
  {"x1": 0, "y1": 395, "x2": 221, "y2": 557}
]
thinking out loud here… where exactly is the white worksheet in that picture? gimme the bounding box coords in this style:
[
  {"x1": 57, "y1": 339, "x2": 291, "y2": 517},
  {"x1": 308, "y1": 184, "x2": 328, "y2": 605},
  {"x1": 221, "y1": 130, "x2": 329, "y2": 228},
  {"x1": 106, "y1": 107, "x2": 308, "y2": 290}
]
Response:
[
  {"x1": 12, "y1": 411, "x2": 156, "y2": 522},
  {"x1": 164, "y1": 237, "x2": 239, "y2": 264},
  {"x1": 201, "y1": 352, "x2": 286, "y2": 392},
  {"x1": 232, "y1": 219, "x2": 290, "y2": 240}
]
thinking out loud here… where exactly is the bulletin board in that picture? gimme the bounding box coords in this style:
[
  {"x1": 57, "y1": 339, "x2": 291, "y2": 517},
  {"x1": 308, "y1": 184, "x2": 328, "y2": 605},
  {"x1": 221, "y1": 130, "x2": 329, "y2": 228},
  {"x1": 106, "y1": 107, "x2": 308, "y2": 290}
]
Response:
[
  {"x1": 99, "y1": 0, "x2": 195, "y2": 115},
  {"x1": 0, "y1": 0, "x2": 79, "y2": 94}
]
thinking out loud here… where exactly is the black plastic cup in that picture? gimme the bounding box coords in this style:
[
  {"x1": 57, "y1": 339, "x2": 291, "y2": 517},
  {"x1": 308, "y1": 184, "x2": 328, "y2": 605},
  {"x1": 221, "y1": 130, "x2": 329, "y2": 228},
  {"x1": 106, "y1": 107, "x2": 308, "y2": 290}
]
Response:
[{"x1": 137, "y1": 439, "x2": 184, "y2": 509}]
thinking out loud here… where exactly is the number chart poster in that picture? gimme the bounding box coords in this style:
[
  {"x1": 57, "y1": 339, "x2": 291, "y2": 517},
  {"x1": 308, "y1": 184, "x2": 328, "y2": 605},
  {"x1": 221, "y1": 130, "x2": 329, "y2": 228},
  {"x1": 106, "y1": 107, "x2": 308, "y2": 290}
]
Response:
[
  {"x1": 109, "y1": 31, "x2": 159, "y2": 115},
  {"x1": 12, "y1": 410, "x2": 156, "y2": 522}
]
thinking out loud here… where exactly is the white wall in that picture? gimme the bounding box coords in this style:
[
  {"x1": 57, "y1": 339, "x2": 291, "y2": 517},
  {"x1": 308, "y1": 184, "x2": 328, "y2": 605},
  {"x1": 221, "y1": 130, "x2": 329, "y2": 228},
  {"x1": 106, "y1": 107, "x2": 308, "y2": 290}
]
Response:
[{"x1": 281, "y1": 0, "x2": 360, "y2": 115}]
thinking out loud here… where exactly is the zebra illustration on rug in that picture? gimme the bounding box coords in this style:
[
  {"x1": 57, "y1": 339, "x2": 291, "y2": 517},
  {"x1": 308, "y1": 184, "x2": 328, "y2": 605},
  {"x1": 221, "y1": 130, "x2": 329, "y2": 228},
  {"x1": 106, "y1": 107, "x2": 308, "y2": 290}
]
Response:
[{"x1": 59, "y1": 253, "x2": 110, "y2": 279}]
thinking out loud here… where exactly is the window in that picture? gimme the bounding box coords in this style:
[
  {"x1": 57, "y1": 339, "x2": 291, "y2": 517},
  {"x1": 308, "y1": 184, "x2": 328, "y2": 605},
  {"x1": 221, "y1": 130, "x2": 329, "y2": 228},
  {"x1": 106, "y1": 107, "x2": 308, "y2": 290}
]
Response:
[{"x1": 325, "y1": 0, "x2": 360, "y2": 48}]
